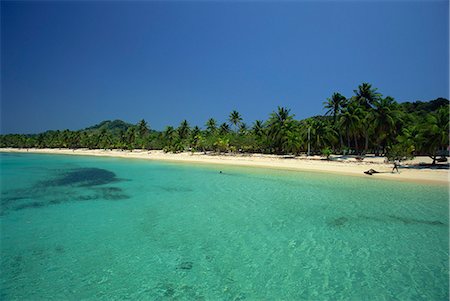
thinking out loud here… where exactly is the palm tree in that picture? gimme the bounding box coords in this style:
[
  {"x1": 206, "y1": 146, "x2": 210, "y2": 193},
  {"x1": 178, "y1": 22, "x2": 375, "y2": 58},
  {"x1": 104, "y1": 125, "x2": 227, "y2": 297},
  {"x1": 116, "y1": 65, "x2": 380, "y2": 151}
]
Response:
[
  {"x1": 238, "y1": 122, "x2": 248, "y2": 135},
  {"x1": 418, "y1": 106, "x2": 449, "y2": 164},
  {"x1": 137, "y1": 119, "x2": 149, "y2": 138},
  {"x1": 324, "y1": 92, "x2": 346, "y2": 150},
  {"x1": 219, "y1": 123, "x2": 230, "y2": 136},
  {"x1": 163, "y1": 126, "x2": 176, "y2": 143},
  {"x1": 339, "y1": 99, "x2": 363, "y2": 152},
  {"x1": 228, "y1": 110, "x2": 242, "y2": 131},
  {"x1": 283, "y1": 125, "x2": 302, "y2": 155},
  {"x1": 266, "y1": 107, "x2": 295, "y2": 154},
  {"x1": 324, "y1": 92, "x2": 346, "y2": 123},
  {"x1": 70, "y1": 131, "x2": 81, "y2": 149},
  {"x1": 312, "y1": 119, "x2": 338, "y2": 153},
  {"x1": 205, "y1": 118, "x2": 217, "y2": 134},
  {"x1": 125, "y1": 127, "x2": 136, "y2": 149},
  {"x1": 252, "y1": 120, "x2": 265, "y2": 137},
  {"x1": 372, "y1": 96, "x2": 401, "y2": 153},
  {"x1": 97, "y1": 128, "x2": 110, "y2": 149},
  {"x1": 251, "y1": 120, "x2": 266, "y2": 153},
  {"x1": 353, "y1": 82, "x2": 381, "y2": 109},
  {"x1": 188, "y1": 126, "x2": 201, "y2": 150},
  {"x1": 177, "y1": 120, "x2": 190, "y2": 140},
  {"x1": 190, "y1": 126, "x2": 201, "y2": 140}
]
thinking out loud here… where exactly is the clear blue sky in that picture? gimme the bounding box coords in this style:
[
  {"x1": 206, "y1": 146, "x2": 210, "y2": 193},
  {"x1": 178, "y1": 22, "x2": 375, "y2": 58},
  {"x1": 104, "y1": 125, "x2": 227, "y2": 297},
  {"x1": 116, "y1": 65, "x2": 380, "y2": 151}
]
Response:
[{"x1": 1, "y1": 0, "x2": 448, "y2": 134}]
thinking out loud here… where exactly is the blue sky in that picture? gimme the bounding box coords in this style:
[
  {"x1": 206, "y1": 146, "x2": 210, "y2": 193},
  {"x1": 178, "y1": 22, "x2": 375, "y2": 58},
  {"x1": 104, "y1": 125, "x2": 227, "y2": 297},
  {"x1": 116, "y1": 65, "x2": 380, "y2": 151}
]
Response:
[{"x1": 1, "y1": 0, "x2": 448, "y2": 134}]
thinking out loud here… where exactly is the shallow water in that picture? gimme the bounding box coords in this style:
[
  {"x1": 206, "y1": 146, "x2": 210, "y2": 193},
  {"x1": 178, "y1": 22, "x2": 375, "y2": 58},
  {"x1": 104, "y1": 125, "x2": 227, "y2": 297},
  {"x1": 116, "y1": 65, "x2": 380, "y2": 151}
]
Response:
[{"x1": 0, "y1": 153, "x2": 448, "y2": 300}]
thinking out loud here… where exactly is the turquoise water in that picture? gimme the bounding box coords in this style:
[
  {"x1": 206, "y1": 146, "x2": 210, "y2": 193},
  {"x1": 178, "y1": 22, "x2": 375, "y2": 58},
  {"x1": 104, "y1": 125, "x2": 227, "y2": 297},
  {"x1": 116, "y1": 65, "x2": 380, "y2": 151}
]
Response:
[{"x1": 0, "y1": 153, "x2": 448, "y2": 300}]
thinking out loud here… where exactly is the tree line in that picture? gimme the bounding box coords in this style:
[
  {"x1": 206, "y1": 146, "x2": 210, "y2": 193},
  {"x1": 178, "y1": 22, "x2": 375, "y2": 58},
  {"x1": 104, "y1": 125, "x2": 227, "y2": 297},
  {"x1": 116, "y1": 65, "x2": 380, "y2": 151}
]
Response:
[{"x1": 1, "y1": 83, "x2": 448, "y2": 163}]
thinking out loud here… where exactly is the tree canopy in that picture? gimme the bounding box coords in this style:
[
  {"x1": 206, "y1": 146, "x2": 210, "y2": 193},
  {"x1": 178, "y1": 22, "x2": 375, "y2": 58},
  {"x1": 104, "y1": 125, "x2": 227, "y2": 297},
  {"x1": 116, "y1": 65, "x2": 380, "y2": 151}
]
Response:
[{"x1": 1, "y1": 85, "x2": 448, "y2": 163}]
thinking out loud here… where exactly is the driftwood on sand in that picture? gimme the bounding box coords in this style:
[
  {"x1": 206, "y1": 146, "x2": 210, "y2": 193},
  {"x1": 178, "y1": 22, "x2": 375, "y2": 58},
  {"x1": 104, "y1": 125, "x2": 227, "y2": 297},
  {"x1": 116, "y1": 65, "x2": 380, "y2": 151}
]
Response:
[{"x1": 364, "y1": 169, "x2": 379, "y2": 175}]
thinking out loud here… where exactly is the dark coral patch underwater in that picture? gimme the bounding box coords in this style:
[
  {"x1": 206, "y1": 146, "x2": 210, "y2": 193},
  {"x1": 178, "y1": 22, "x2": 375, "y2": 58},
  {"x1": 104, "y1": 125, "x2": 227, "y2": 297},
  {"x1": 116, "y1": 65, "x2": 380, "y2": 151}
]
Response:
[
  {"x1": 1, "y1": 167, "x2": 130, "y2": 214},
  {"x1": 40, "y1": 168, "x2": 121, "y2": 187}
]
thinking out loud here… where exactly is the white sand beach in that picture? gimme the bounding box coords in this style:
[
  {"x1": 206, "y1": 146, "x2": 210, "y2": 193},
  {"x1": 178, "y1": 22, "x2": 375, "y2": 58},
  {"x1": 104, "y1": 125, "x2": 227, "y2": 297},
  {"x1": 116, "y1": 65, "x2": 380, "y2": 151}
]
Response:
[{"x1": 1, "y1": 148, "x2": 448, "y2": 185}]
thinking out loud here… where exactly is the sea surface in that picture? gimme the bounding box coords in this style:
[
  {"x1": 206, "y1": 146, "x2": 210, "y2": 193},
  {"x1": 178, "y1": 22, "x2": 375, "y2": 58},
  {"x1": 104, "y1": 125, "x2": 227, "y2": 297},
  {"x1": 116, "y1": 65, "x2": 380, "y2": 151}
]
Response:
[{"x1": 0, "y1": 153, "x2": 448, "y2": 300}]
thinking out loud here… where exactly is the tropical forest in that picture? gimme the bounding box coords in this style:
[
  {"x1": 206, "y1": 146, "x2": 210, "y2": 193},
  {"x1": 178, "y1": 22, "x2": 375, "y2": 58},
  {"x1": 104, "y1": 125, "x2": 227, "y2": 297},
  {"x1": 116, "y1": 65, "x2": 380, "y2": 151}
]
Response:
[{"x1": 1, "y1": 83, "x2": 449, "y2": 163}]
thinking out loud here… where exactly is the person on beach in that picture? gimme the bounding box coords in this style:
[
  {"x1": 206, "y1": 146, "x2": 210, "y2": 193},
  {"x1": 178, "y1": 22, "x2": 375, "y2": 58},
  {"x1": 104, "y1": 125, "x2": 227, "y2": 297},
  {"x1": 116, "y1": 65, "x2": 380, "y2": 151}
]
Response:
[{"x1": 392, "y1": 160, "x2": 400, "y2": 173}]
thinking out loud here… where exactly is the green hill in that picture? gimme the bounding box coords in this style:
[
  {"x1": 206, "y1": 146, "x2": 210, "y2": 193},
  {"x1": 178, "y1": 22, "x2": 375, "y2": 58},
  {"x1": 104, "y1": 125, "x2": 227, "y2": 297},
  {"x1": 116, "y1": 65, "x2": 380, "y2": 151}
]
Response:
[
  {"x1": 81, "y1": 120, "x2": 134, "y2": 135},
  {"x1": 400, "y1": 97, "x2": 449, "y2": 114}
]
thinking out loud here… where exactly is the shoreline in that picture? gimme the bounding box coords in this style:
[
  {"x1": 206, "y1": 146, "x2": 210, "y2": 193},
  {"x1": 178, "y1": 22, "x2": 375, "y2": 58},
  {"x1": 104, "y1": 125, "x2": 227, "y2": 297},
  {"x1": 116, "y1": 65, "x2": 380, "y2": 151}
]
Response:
[{"x1": 1, "y1": 148, "x2": 448, "y2": 185}]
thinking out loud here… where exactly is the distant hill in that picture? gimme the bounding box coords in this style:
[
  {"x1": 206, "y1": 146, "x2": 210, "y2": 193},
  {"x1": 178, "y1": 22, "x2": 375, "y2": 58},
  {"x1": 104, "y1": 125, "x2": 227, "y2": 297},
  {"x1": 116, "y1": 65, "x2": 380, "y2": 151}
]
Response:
[
  {"x1": 81, "y1": 120, "x2": 134, "y2": 134},
  {"x1": 400, "y1": 97, "x2": 449, "y2": 114}
]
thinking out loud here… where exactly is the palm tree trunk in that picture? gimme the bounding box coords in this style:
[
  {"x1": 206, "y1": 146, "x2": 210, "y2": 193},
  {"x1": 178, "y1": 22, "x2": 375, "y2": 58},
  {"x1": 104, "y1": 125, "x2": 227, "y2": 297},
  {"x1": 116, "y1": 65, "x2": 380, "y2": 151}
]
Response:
[
  {"x1": 354, "y1": 133, "x2": 359, "y2": 153},
  {"x1": 364, "y1": 131, "x2": 369, "y2": 153},
  {"x1": 347, "y1": 133, "x2": 350, "y2": 151}
]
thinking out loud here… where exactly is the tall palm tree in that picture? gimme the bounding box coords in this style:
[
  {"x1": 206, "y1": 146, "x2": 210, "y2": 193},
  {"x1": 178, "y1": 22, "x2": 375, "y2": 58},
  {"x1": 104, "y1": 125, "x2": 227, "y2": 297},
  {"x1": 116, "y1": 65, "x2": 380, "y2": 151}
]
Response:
[
  {"x1": 324, "y1": 92, "x2": 346, "y2": 123},
  {"x1": 238, "y1": 122, "x2": 248, "y2": 135},
  {"x1": 339, "y1": 99, "x2": 363, "y2": 152},
  {"x1": 137, "y1": 119, "x2": 149, "y2": 138},
  {"x1": 359, "y1": 106, "x2": 374, "y2": 154},
  {"x1": 205, "y1": 118, "x2": 217, "y2": 134},
  {"x1": 189, "y1": 126, "x2": 204, "y2": 151},
  {"x1": 219, "y1": 123, "x2": 230, "y2": 136},
  {"x1": 228, "y1": 110, "x2": 242, "y2": 131},
  {"x1": 324, "y1": 92, "x2": 347, "y2": 150},
  {"x1": 163, "y1": 126, "x2": 176, "y2": 145},
  {"x1": 177, "y1": 120, "x2": 190, "y2": 140},
  {"x1": 372, "y1": 96, "x2": 401, "y2": 153},
  {"x1": 126, "y1": 127, "x2": 136, "y2": 149},
  {"x1": 418, "y1": 106, "x2": 449, "y2": 164},
  {"x1": 266, "y1": 107, "x2": 296, "y2": 154},
  {"x1": 252, "y1": 120, "x2": 265, "y2": 138},
  {"x1": 283, "y1": 125, "x2": 302, "y2": 155},
  {"x1": 190, "y1": 126, "x2": 201, "y2": 140},
  {"x1": 70, "y1": 131, "x2": 81, "y2": 149},
  {"x1": 353, "y1": 82, "x2": 381, "y2": 109},
  {"x1": 302, "y1": 119, "x2": 338, "y2": 153},
  {"x1": 97, "y1": 128, "x2": 110, "y2": 149}
]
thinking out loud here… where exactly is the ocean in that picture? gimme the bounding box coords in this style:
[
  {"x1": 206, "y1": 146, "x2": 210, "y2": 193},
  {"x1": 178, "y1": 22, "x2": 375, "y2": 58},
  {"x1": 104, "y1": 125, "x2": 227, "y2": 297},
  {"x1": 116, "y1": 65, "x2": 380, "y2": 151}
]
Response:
[{"x1": 0, "y1": 152, "x2": 448, "y2": 300}]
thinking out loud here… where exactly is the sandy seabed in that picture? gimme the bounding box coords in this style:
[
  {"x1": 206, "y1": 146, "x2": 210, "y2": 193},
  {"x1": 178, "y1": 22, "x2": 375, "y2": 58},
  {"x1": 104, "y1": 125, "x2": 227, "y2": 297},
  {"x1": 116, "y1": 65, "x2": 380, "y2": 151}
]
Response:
[{"x1": 1, "y1": 148, "x2": 448, "y2": 185}]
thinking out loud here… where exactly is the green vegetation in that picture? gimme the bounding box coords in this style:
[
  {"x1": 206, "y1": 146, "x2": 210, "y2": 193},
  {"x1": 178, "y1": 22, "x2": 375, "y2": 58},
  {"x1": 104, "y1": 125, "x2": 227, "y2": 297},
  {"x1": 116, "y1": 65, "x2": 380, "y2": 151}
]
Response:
[{"x1": 1, "y1": 83, "x2": 448, "y2": 163}]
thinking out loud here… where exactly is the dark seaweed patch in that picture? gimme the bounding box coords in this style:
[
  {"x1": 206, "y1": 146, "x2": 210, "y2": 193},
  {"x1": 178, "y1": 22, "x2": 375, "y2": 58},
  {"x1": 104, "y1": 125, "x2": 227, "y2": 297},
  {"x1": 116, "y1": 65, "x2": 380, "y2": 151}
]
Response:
[
  {"x1": 327, "y1": 217, "x2": 349, "y2": 227},
  {"x1": 14, "y1": 201, "x2": 46, "y2": 211},
  {"x1": 176, "y1": 261, "x2": 193, "y2": 270},
  {"x1": 163, "y1": 283, "x2": 175, "y2": 297},
  {"x1": 98, "y1": 187, "x2": 130, "y2": 200},
  {"x1": 359, "y1": 214, "x2": 446, "y2": 227},
  {"x1": 42, "y1": 168, "x2": 120, "y2": 187},
  {"x1": 76, "y1": 187, "x2": 130, "y2": 201},
  {"x1": 158, "y1": 186, "x2": 193, "y2": 193},
  {"x1": 54, "y1": 245, "x2": 65, "y2": 253},
  {"x1": 1, "y1": 196, "x2": 29, "y2": 205},
  {"x1": 1, "y1": 168, "x2": 128, "y2": 215},
  {"x1": 387, "y1": 215, "x2": 446, "y2": 226},
  {"x1": 152, "y1": 281, "x2": 203, "y2": 300},
  {"x1": 77, "y1": 195, "x2": 98, "y2": 201},
  {"x1": 48, "y1": 199, "x2": 63, "y2": 205}
]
